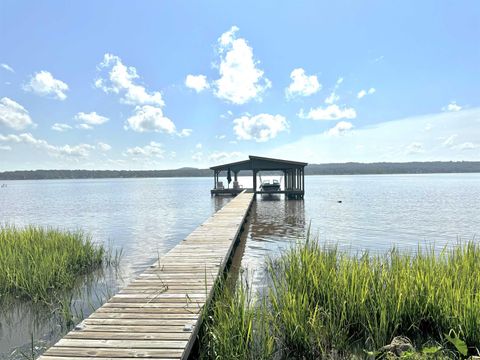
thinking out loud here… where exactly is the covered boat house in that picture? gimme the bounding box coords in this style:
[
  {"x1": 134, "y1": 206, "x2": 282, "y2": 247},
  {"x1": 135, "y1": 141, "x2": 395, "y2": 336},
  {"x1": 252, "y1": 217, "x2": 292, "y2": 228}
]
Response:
[{"x1": 210, "y1": 155, "x2": 307, "y2": 199}]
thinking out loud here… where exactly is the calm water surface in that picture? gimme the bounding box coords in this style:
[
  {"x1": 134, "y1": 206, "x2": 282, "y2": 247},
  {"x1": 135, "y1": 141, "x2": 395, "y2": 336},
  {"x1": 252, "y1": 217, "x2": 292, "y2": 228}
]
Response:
[{"x1": 0, "y1": 174, "x2": 479, "y2": 357}]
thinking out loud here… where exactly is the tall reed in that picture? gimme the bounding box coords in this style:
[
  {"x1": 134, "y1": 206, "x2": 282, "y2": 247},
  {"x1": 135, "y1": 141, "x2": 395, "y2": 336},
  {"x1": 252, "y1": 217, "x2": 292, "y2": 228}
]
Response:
[
  {"x1": 0, "y1": 225, "x2": 105, "y2": 302},
  {"x1": 200, "y1": 276, "x2": 275, "y2": 360},
  {"x1": 200, "y1": 237, "x2": 480, "y2": 358}
]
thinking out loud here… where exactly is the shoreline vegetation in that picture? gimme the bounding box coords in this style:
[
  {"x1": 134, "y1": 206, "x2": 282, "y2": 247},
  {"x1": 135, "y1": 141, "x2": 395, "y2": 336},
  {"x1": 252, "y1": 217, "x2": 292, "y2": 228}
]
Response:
[
  {"x1": 0, "y1": 225, "x2": 107, "y2": 303},
  {"x1": 200, "y1": 237, "x2": 480, "y2": 359},
  {"x1": 1, "y1": 161, "x2": 480, "y2": 180},
  {"x1": 0, "y1": 225, "x2": 122, "y2": 359}
]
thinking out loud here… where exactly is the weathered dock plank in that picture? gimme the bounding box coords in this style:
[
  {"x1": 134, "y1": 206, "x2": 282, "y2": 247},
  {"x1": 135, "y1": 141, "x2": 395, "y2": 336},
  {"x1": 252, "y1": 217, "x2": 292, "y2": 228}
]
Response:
[{"x1": 38, "y1": 191, "x2": 254, "y2": 360}]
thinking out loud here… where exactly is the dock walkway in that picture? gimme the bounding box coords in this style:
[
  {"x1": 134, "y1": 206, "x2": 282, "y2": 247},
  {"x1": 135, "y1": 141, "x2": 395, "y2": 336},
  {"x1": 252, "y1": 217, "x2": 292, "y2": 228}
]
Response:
[{"x1": 39, "y1": 191, "x2": 254, "y2": 360}]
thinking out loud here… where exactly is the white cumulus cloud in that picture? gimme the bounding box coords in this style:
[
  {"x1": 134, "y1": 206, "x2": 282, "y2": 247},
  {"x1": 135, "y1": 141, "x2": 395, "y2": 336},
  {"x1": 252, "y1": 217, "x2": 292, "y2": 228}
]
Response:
[
  {"x1": 233, "y1": 113, "x2": 288, "y2": 142},
  {"x1": 185, "y1": 74, "x2": 210, "y2": 92},
  {"x1": 0, "y1": 97, "x2": 34, "y2": 130},
  {"x1": 213, "y1": 26, "x2": 271, "y2": 104},
  {"x1": 51, "y1": 123, "x2": 72, "y2": 132},
  {"x1": 299, "y1": 104, "x2": 357, "y2": 121},
  {"x1": 125, "y1": 105, "x2": 176, "y2": 134},
  {"x1": 23, "y1": 71, "x2": 69, "y2": 100},
  {"x1": 326, "y1": 121, "x2": 354, "y2": 136},
  {"x1": 285, "y1": 68, "x2": 320, "y2": 98},
  {"x1": 74, "y1": 111, "x2": 109, "y2": 125},
  {"x1": 178, "y1": 128, "x2": 193, "y2": 137},
  {"x1": 442, "y1": 101, "x2": 462, "y2": 112},
  {"x1": 357, "y1": 87, "x2": 376, "y2": 99},
  {"x1": 95, "y1": 54, "x2": 164, "y2": 107}
]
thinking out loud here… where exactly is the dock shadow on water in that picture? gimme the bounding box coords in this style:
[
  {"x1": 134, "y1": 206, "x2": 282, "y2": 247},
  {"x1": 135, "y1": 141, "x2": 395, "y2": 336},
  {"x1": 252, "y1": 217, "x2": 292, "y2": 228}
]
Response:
[
  {"x1": 230, "y1": 194, "x2": 306, "y2": 291},
  {"x1": 0, "y1": 263, "x2": 123, "y2": 359}
]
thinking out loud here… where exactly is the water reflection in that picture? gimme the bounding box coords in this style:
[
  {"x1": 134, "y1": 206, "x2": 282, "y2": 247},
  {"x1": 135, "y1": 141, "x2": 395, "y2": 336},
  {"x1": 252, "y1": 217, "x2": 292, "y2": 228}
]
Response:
[
  {"x1": 1, "y1": 174, "x2": 479, "y2": 358},
  {"x1": 238, "y1": 195, "x2": 306, "y2": 287},
  {"x1": 0, "y1": 265, "x2": 123, "y2": 359},
  {"x1": 0, "y1": 177, "x2": 230, "y2": 359}
]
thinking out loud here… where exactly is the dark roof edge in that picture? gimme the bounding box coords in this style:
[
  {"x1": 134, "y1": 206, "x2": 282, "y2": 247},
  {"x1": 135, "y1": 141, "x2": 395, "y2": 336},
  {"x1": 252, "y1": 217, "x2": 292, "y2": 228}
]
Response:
[
  {"x1": 249, "y1": 155, "x2": 308, "y2": 166},
  {"x1": 210, "y1": 156, "x2": 307, "y2": 170},
  {"x1": 209, "y1": 159, "x2": 251, "y2": 170}
]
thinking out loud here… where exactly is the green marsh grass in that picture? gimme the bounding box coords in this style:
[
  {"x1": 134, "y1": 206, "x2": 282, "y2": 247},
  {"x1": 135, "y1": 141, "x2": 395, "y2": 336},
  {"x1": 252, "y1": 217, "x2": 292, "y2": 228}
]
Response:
[
  {"x1": 0, "y1": 225, "x2": 105, "y2": 303},
  {"x1": 200, "y1": 237, "x2": 480, "y2": 359},
  {"x1": 200, "y1": 274, "x2": 275, "y2": 360}
]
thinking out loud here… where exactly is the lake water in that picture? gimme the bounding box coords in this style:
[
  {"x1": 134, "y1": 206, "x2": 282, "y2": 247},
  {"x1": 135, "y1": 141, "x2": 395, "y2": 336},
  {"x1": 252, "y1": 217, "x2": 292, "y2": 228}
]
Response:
[{"x1": 1, "y1": 174, "x2": 479, "y2": 358}]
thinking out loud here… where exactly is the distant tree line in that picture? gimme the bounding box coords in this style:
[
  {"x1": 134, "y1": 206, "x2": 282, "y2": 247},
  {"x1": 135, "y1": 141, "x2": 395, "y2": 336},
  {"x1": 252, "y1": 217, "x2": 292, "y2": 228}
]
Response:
[
  {"x1": 304, "y1": 161, "x2": 480, "y2": 175},
  {"x1": 1, "y1": 162, "x2": 479, "y2": 180}
]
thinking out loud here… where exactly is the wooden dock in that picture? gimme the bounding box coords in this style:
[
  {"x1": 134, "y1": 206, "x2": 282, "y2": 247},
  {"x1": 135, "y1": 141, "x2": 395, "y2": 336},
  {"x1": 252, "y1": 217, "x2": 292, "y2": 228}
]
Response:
[{"x1": 39, "y1": 191, "x2": 254, "y2": 360}]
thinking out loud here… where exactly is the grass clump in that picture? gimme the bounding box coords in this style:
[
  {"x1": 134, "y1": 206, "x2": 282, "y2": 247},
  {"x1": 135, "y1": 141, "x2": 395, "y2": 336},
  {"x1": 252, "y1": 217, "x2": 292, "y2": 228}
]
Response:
[
  {"x1": 200, "y1": 278, "x2": 275, "y2": 360},
  {"x1": 0, "y1": 225, "x2": 105, "y2": 303},
  {"x1": 200, "y1": 237, "x2": 480, "y2": 359}
]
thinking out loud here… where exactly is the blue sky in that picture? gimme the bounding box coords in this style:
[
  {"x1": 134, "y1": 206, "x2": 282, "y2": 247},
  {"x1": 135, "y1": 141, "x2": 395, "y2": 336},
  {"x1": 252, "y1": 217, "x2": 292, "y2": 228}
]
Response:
[{"x1": 0, "y1": 0, "x2": 479, "y2": 170}]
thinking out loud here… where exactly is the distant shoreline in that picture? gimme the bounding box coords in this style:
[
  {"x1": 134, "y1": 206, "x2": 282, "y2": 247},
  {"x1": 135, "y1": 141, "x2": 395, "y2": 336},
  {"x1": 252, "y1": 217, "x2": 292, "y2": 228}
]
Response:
[{"x1": 1, "y1": 161, "x2": 480, "y2": 180}]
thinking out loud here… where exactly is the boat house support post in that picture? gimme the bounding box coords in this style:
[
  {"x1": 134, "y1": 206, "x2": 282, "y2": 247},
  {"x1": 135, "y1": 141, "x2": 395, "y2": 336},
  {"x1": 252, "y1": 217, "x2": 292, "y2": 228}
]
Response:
[
  {"x1": 302, "y1": 168, "x2": 305, "y2": 196},
  {"x1": 297, "y1": 168, "x2": 300, "y2": 190},
  {"x1": 293, "y1": 169, "x2": 296, "y2": 190}
]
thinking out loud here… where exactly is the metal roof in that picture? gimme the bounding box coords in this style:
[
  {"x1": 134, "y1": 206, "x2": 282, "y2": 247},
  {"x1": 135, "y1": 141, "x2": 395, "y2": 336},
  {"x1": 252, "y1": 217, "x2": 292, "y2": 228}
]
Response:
[{"x1": 210, "y1": 155, "x2": 307, "y2": 172}]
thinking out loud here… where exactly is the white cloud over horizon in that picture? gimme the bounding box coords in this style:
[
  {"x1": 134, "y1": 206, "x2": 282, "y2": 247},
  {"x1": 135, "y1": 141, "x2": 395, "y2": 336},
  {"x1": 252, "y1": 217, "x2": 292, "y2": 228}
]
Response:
[
  {"x1": 268, "y1": 108, "x2": 480, "y2": 163},
  {"x1": 326, "y1": 121, "x2": 353, "y2": 136},
  {"x1": 442, "y1": 101, "x2": 462, "y2": 112},
  {"x1": 23, "y1": 71, "x2": 69, "y2": 100},
  {"x1": 299, "y1": 104, "x2": 357, "y2": 121},
  {"x1": 405, "y1": 142, "x2": 424, "y2": 154},
  {"x1": 0, "y1": 132, "x2": 96, "y2": 158}
]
